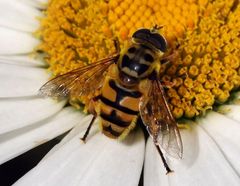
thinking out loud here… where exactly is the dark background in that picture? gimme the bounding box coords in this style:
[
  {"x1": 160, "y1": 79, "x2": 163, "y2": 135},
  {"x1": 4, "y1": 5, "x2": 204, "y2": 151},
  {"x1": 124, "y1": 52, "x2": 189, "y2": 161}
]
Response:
[
  {"x1": 0, "y1": 130, "x2": 144, "y2": 186},
  {"x1": 0, "y1": 134, "x2": 64, "y2": 186}
]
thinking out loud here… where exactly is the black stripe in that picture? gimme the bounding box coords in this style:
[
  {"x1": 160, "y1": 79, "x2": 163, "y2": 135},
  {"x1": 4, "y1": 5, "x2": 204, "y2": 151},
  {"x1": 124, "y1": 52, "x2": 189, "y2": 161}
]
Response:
[
  {"x1": 109, "y1": 80, "x2": 141, "y2": 108},
  {"x1": 140, "y1": 44, "x2": 152, "y2": 50},
  {"x1": 103, "y1": 126, "x2": 121, "y2": 137},
  {"x1": 100, "y1": 110, "x2": 130, "y2": 127},
  {"x1": 109, "y1": 80, "x2": 141, "y2": 98},
  {"x1": 100, "y1": 96, "x2": 139, "y2": 115}
]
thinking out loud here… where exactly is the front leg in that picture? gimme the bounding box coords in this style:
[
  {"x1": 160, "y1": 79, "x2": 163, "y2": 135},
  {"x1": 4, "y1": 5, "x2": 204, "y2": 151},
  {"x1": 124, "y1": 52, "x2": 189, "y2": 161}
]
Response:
[
  {"x1": 160, "y1": 81, "x2": 175, "y2": 89},
  {"x1": 160, "y1": 50, "x2": 179, "y2": 65},
  {"x1": 113, "y1": 37, "x2": 121, "y2": 54}
]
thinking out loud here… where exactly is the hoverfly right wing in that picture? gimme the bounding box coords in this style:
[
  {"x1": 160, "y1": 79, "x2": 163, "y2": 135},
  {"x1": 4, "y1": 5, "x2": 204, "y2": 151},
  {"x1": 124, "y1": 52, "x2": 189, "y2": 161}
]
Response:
[
  {"x1": 39, "y1": 55, "x2": 119, "y2": 99},
  {"x1": 139, "y1": 80, "x2": 183, "y2": 159}
]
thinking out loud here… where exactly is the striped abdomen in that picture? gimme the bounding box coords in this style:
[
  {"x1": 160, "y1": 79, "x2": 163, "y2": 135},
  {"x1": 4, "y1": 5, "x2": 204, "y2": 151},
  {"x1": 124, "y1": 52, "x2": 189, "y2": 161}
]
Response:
[{"x1": 98, "y1": 78, "x2": 142, "y2": 139}]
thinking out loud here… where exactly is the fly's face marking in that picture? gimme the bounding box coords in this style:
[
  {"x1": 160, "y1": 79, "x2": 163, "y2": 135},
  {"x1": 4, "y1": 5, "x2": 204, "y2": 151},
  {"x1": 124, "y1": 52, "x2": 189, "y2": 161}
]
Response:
[
  {"x1": 120, "y1": 44, "x2": 155, "y2": 76},
  {"x1": 117, "y1": 43, "x2": 162, "y2": 87}
]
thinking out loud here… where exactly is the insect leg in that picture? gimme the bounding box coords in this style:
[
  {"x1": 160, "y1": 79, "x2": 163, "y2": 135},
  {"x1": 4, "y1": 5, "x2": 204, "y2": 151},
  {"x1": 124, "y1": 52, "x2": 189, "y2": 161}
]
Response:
[
  {"x1": 160, "y1": 81, "x2": 175, "y2": 89},
  {"x1": 154, "y1": 143, "x2": 173, "y2": 174},
  {"x1": 113, "y1": 37, "x2": 121, "y2": 54},
  {"x1": 80, "y1": 115, "x2": 97, "y2": 143}
]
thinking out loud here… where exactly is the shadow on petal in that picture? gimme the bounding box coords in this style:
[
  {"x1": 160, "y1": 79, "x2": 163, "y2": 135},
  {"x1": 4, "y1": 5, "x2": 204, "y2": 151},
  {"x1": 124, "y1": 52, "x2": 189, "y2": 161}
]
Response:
[{"x1": 144, "y1": 119, "x2": 240, "y2": 186}]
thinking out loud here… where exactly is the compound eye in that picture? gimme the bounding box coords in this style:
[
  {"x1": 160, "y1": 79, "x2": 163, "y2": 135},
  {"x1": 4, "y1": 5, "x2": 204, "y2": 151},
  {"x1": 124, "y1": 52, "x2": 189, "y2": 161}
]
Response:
[
  {"x1": 128, "y1": 47, "x2": 136, "y2": 53},
  {"x1": 132, "y1": 28, "x2": 167, "y2": 52},
  {"x1": 144, "y1": 53, "x2": 154, "y2": 62}
]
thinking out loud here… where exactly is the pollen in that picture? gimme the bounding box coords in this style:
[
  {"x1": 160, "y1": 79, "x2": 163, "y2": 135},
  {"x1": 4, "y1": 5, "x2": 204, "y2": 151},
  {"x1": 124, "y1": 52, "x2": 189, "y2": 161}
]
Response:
[
  {"x1": 36, "y1": 0, "x2": 116, "y2": 76},
  {"x1": 162, "y1": 0, "x2": 240, "y2": 118},
  {"x1": 107, "y1": 0, "x2": 201, "y2": 45}
]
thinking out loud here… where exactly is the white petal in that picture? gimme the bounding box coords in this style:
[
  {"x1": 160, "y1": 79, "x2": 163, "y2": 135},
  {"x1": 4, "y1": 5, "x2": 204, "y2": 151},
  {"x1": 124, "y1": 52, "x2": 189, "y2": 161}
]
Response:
[
  {"x1": 144, "y1": 122, "x2": 240, "y2": 186},
  {"x1": 0, "y1": 63, "x2": 49, "y2": 97},
  {"x1": 0, "y1": 97, "x2": 65, "y2": 134},
  {"x1": 0, "y1": 107, "x2": 84, "y2": 164},
  {"x1": 14, "y1": 125, "x2": 145, "y2": 186},
  {"x1": 0, "y1": 27, "x2": 39, "y2": 55},
  {"x1": 0, "y1": 0, "x2": 41, "y2": 32},
  {"x1": 18, "y1": 0, "x2": 47, "y2": 9},
  {"x1": 0, "y1": 55, "x2": 46, "y2": 67},
  {"x1": 217, "y1": 105, "x2": 240, "y2": 122},
  {"x1": 198, "y1": 111, "x2": 240, "y2": 174},
  {"x1": 32, "y1": 0, "x2": 49, "y2": 5},
  {"x1": 44, "y1": 115, "x2": 94, "y2": 159}
]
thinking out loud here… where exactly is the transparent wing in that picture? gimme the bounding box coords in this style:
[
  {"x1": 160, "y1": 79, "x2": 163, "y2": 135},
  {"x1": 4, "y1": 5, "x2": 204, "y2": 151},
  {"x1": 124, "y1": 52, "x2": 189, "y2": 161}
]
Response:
[
  {"x1": 39, "y1": 55, "x2": 119, "y2": 99},
  {"x1": 139, "y1": 80, "x2": 183, "y2": 158}
]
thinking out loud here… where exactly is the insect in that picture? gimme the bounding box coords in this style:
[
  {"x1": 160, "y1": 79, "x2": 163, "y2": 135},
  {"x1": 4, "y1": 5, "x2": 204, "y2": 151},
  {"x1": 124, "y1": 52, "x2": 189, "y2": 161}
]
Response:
[{"x1": 39, "y1": 26, "x2": 183, "y2": 174}]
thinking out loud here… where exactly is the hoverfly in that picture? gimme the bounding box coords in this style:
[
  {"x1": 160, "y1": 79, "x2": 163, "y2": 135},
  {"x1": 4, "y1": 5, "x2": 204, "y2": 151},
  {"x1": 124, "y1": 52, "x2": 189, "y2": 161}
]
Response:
[{"x1": 39, "y1": 26, "x2": 183, "y2": 174}]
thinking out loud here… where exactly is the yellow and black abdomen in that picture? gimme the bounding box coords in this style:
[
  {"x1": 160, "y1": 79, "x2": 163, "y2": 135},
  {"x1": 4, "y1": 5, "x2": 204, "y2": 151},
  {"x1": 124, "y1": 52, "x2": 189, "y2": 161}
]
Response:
[{"x1": 98, "y1": 77, "x2": 142, "y2": 139}]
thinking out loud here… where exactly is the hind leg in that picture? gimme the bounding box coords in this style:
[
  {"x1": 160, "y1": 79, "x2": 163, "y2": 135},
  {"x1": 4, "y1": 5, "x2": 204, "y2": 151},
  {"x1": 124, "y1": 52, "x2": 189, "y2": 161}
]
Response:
[{"x1": 154, "y1": 143, "x2": 173, "y2": 174}]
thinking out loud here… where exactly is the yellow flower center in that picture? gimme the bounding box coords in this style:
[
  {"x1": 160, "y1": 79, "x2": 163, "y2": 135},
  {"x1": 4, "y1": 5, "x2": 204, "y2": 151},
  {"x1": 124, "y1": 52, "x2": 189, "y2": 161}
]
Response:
[
  {"x1": 107, "y1": 0, "x2": 200, "y2": 43},
  {"x1": 163, "y1": 0, "x2": 240, "y2": 118},
  {"x1": 36, "y1": 0, "x2": 240, "y2": 119}
]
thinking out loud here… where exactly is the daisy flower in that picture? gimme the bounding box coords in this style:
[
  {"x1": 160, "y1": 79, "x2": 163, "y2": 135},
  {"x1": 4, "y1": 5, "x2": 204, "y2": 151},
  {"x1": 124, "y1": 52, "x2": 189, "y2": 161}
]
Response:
[{"x1": 0, "y1": 0, "x2": 240, "y2": 185}]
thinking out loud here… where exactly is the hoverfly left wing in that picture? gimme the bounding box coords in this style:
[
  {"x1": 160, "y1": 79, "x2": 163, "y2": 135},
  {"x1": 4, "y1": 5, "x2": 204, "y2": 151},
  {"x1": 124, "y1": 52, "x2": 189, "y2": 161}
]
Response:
[
  {"x1": 139, "y1": 80, "x2": 183, "y2": 159},
  {"x1": 39, "y1": 55, "x2": 119, "y2": 99}
]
